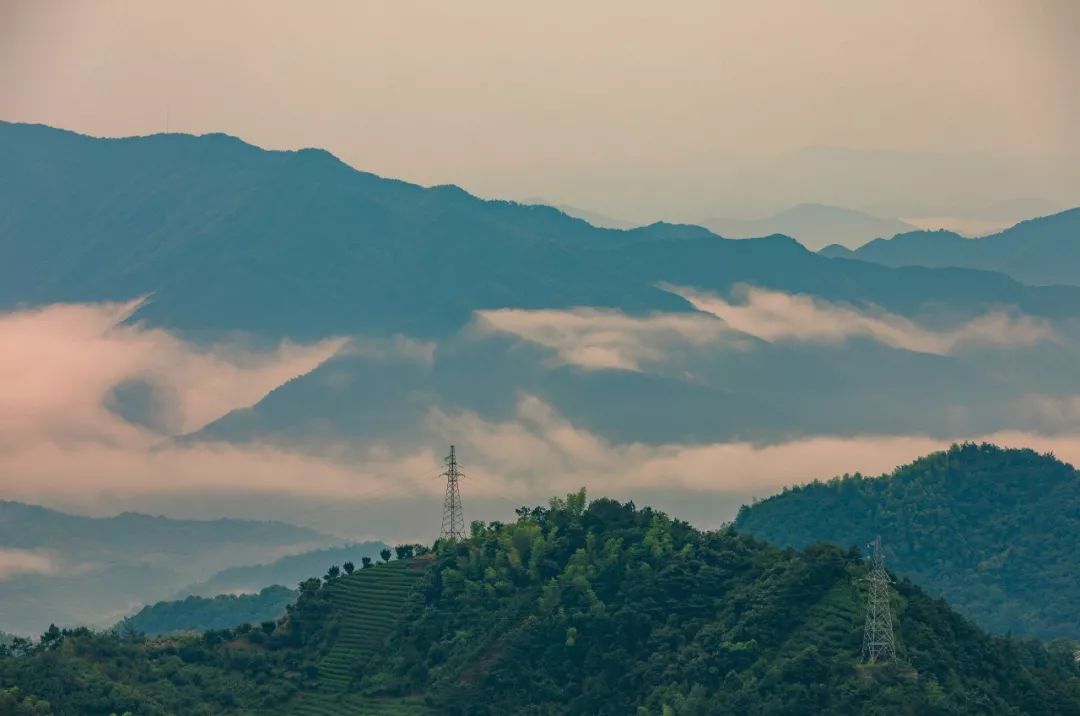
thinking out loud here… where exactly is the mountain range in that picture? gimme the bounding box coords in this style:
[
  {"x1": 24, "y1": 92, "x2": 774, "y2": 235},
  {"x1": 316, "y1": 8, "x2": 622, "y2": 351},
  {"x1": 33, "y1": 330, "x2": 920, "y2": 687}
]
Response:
[
  {"x1": 820, "y1": 207, "x2": 1080, "y2": 286},
  {"x1": 4, "y1": 121, "x2": 1078, "y2": 340},
  {"x1": 180, "y1": 542, "x2": 389, "y2": 598},
  {"x1": 0, "y1": 501, "x2": 339, "y2": 636},
  {"x1": 522, "y1": 198, "x2": 638, "y2": 229},
  {"x1": 5, "y1": 121, "x2": 1080, "y2": 544},
  {"x1": 122, "y1": 544, "x2": 391, "y2": 635},
  {"x1": 700, "y1": 203, "x2": 917, "y2": 251},
  {"x1": 122, "y1": 585, "x2": 298, "y2": 636}
]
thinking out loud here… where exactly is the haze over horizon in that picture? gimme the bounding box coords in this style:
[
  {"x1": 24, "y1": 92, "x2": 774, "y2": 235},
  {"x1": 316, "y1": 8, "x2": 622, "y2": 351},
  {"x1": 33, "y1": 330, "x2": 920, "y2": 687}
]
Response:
[{"x1": 2, "y1": 0, "x2": 1078, "y2": 228}]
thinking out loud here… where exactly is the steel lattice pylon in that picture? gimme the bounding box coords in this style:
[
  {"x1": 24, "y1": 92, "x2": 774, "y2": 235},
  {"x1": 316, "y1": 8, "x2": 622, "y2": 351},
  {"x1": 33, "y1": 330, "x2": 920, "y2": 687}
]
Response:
[
  {"x1": 862, "y1": 536, "x2": 897, "y2": 663},
  {"x1": 439, "y1": 445, "x2": 465, "y2": 541}
]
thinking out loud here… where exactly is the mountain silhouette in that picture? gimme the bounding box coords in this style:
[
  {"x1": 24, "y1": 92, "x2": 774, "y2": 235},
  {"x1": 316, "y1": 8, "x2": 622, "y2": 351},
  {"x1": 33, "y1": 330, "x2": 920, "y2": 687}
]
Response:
[
  {"x1": 0, "y1": 500, "x2": 336, "y2": 635},
  {"x1": 820, "y1": 207, "x2": 1080, "y2": 286},
  {"x1": 701, "y1": 203, "x2": 916, "y2": 250},
  {"x1": 3, "y1": 122, "x2": 1077, "y2": 342}
]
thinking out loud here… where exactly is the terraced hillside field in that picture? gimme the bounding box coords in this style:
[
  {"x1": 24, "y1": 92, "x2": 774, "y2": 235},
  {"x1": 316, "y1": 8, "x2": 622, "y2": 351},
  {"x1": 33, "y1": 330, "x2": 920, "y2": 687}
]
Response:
[
  {"x1": 288, "y1": 694, "x2": 427, "y2": 716},
  {"x1": 287, "y1": 561, "x2": 429, "y2": 716}
]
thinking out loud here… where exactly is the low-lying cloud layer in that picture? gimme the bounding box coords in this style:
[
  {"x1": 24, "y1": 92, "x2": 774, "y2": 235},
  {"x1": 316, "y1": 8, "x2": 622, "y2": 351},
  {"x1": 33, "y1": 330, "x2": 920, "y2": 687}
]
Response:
[
  {"x1": 473, "y1": 286, "x2": 1054, "y2": 372},
  {"x1": 0, "y1": 300, "x2": 345, "y2": 446},
  {"x1": 0, "y1": 301, "x2": 442, "y2": 524},
  {"x1": 672, "y1": 285, "x2": 1054, "y2": 355},
  {"x1": 5, "y1": 385, "x2": 1080, "y2": 540},
  {"x1": 473, "y1": 308, "x2": 738, "y2": 370},
  {"x1": 427, "y1": 395, "x2": 1080, "y2": 499},
  {"x1": 0, "y1": 548, "x2": 56, "y2": 581},
  {"x1": 2, "y1": 297, "x2": 1079, "y2": 541}
]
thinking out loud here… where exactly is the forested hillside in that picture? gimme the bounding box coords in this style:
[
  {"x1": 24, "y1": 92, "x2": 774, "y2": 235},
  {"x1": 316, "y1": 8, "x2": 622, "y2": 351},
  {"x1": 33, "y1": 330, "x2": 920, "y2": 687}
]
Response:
[
  {"x1": 122, "y1": 586, "x2": 297, "y2": 636},
  {"x1": 735, "y1": 443, "x2": 1080, "y2": 639},
  {"x1": 4, "y1": 491, "x2": 1080, "y2": 714}
]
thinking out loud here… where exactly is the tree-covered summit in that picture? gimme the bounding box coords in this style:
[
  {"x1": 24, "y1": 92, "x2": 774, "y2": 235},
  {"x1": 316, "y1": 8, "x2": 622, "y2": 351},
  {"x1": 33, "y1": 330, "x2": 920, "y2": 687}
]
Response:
[
  {"x1": 735, "y1": 442, "x2": 1080, "y2": 639},
  {"x1": 360, "y1": 490, "x2": 1080, "y2": 714}
]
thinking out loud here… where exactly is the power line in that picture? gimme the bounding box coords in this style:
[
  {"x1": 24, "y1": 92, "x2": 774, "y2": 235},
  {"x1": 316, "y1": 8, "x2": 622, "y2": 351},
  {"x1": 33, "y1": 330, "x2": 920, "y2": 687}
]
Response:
[
  {"x1": 439, "y1": 445, "x2": 466, "y2": 541},
  {"x1": 861, "y1": 535, "x2": 897, "y2": 663}
]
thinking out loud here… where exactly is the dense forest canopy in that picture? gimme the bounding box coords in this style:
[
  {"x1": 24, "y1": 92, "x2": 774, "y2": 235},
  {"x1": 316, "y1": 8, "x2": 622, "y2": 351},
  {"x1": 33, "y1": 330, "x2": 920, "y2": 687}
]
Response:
[
  {"x1": 735, "y1": 443, "x2": 1080, "y2": 640},
  {"x1": 3, "y1": 489, "x2": 1080, "y2": 714}
]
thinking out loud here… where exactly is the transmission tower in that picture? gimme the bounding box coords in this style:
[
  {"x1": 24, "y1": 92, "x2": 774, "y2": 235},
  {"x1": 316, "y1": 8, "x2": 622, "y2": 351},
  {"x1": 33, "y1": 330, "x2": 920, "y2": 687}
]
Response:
[
  {"x1": 861, "y1": 536, "x2": 897, "y2": 663},
  {"x1": 439, "y1": 445, "x2": 465, "y2": 541}
]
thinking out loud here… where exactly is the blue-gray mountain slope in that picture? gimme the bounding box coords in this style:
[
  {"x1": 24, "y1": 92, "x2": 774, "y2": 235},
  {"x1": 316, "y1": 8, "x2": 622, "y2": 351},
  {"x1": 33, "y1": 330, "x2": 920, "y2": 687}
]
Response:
[
  {"x1": 820, "y1": 208, "x2": 1080, "y2": 286},
  {"x1": 4, "y1": 121, "x2": 1079, "y2": 342}
]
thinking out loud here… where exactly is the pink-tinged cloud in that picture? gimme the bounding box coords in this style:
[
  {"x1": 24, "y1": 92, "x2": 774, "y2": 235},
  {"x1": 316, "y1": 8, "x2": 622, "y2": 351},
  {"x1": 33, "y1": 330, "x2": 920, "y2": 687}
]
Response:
[
  {"x1": 0, "y1": 548, "x2": 56, "y2": 580},
  {"x1": 2, "y1": 301, "x2": 1078, "y2": 542},
  {"x1": 471, "y1": 287, "x2": 1054, "y2": 372},
  {"x1": 0, "y1": 301, "x2": 448, "y2": 513},
  {"x1": 5, "y1": 384, "x2": 1080, "y2": 540},
  {"x1": 425, "y1": 395, "x2": 1080, "y2": 500},
  {"x1": 472, "y1": 307, "x2": 739, "y2": 370},
  {"x1": 668, "y1": 284, "x2": 1055, "y2": 355},
  {"x1": 0, "y1": 300, "x2": 346, "y2": 447}
]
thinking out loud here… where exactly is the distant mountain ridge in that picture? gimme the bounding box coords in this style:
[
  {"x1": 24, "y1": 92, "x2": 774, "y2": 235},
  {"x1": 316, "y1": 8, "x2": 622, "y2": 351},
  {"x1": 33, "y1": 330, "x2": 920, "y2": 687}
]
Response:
[
  {"x1": 820, "y1": 207, "x2": 1080, "y2": 286},
  {"x1": 735, "y1": 443, "x2": 1080, "y2": 639},
  {"x1": 180, "y1": 542, "x2": 389, "y2": 598},
  {"x1": 0, "y1": 500, "x2": 331, "y2": 552},
  {"x1": 701, "y1": 203, "x2": 917, "y2": 250},
  {"x1": 3, "y1": 121, "x2": 1078, "y2": 342},
  {"x1": 0, "y1": 500, "x2": 339, "y2": 635},
  {"x1": 7, "y1": 122, "x2": 1080, "y2": 564},
  {"x1": 522, "y1": 198, "x2": 638, "y2": 229},
  {"x1": 7, "y1": 122, "x2": 1080, "y2": 458},
  {"x1": 0, "y1": 121, "x2": 697, "y2": 339},
  {"x1": 122, "y1": 585, "x2": 297, "y2": 636}
]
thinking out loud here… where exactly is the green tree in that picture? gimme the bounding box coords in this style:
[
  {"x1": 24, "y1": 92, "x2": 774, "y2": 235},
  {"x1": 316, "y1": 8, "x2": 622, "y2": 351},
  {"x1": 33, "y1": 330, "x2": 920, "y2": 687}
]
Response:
[{"x1": 39, "y1": 624, "x2": 62, "y2": 648}]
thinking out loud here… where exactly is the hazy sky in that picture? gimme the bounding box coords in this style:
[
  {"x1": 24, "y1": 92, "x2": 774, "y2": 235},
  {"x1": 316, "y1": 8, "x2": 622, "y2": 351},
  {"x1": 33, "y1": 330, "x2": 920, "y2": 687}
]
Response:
[{"x1": 2, "y1": 0, "x2": 1078, "y2": 221}]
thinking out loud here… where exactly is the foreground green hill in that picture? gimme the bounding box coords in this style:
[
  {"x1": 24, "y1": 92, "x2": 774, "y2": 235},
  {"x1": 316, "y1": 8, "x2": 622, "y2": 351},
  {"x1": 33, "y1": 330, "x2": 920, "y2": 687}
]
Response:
[
  {"x1": 735, "y1": 443, "x2": 1080, "y2": 640},
  {"x1": 357, "y1": 492, "x2": 1080, "y2": 714},
  {"x1": 4, "y1": 490, "x2": 1080, "y2": 714}
]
